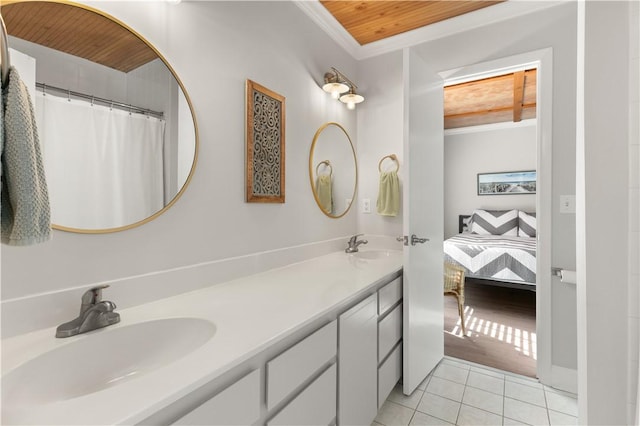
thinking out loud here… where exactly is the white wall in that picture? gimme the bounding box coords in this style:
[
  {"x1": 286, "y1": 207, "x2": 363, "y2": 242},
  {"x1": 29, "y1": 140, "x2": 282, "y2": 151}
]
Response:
[
  {"x1": 356, "y1": 50, "x2": 404, "y2": 239},
  {"x1": 577, "y1": 2, "x2": 630, "y2": 423},
  {"x1": 8, "y1": 36, "x2": 128, "y2": 101},
  {"x1": 444, "y1": 122, "x2": 537, "y2": 238},
  {"x1": 627, "y1": 2, "x2": 640, "y2": 422},
  {"x1": 1, "y1": 1, "x2": 359, "y2": 335}
]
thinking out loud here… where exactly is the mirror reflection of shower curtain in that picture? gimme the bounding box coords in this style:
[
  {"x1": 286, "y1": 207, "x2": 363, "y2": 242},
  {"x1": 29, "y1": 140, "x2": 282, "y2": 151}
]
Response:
[{"x1": 35, "y1": 91, "x2": 165, "y2": 230}]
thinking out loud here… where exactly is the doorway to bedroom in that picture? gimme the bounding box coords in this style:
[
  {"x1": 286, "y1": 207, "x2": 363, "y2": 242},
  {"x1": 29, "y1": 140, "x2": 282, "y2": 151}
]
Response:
[{"x1": 441, "y1": 66, "x2": 540, "y2": 378}]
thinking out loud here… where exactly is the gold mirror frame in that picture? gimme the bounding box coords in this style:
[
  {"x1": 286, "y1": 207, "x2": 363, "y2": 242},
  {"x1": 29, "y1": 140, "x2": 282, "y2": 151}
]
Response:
[
  {"x1": 308, "y1": 122, "x2": 357, "y2": 219},
  {"x1": 1, "y1": 0, "x2": 199, "y2": 234}
]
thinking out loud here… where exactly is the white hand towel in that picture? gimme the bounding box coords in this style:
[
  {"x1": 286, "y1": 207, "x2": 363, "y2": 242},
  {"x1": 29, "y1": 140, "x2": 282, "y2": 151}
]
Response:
[
  {"x1": 1, "y1": 66, "x2": 51, "y2": 245},
  {"x1": 316, "y1": 174, "x2": 333, "y2": 214}
]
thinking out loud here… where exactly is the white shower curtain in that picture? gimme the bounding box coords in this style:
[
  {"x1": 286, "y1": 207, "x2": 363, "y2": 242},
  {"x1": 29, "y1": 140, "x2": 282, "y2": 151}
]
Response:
[{"x1": 35, "y1": 91, "x2": 165, "y2": 230}]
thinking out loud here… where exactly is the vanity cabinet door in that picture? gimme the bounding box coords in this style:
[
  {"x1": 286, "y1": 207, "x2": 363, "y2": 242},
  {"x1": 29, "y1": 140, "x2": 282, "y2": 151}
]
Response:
[
  {"x1": 173, "y1": 369, "x2": 260, "y2": 425},
  {"x1": 338, "y1": 293, "x2": 378, "y2": 426}
]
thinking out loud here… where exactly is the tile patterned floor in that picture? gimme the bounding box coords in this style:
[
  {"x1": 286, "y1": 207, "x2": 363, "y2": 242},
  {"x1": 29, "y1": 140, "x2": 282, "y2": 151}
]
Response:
[{"x1": 373, "y1": 357, "x2": 578, "y2": 426}]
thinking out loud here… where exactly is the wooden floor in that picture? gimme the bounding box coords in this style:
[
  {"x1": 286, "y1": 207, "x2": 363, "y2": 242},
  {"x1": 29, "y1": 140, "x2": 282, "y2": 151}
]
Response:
[{"x1": 444, "y1": 278, "x2": 537, "y2": 378}]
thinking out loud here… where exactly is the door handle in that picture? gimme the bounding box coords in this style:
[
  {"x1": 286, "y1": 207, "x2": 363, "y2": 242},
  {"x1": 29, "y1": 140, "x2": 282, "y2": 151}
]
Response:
[
  {"x1": 410, "y1": 234, "x2": 429, "y2": 245},
  {"x1": 396, "y1": 236, "x2": 408, "y2": 246}
]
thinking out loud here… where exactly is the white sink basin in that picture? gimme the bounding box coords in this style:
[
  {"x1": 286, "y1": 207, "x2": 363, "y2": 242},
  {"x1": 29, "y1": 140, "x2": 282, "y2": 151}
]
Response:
[
  {"x1": 351, "y1": 250, "x2": 396, "y2": 260},
  {"x1": 2, "y1": 317, "x2": 216, "y2": 406}
]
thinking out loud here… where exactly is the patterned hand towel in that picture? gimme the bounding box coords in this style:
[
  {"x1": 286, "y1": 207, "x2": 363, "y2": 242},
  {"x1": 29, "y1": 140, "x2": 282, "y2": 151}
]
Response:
[
  {"x1": 316, "y1": 174, "x2": 333, "y2": 214},
  {"x1": 376, "y1": 170, "x2": 400, "y2": 216},
  {"x1": 1, "y1": 66, "x2": 51, "y2": 245}
]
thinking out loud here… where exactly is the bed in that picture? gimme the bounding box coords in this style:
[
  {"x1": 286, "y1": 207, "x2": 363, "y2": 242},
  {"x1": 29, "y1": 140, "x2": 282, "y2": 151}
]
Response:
[{"x1": 443, "y1": 210, "x2": 537, "y2": 289}]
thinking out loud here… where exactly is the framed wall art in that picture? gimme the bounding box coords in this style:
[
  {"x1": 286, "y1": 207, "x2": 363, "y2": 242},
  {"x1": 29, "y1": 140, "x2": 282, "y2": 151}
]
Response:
[
  {"x1": 477, "y1": 170, "x2": 536, "y2": 195},
  {"x1": 246, "y1": 79, "x2": 286, "y2": 203}
]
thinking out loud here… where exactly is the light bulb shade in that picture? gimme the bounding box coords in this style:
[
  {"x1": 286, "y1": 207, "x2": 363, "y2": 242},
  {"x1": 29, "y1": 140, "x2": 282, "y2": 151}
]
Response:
[
  {"x1": 339, "y1": 92, "x2": 364, "y2": 106},
  {"x1": 322, "y1": 71, "x2": 349, "y2": 96},
  {"x1": 322, "y1": 82, "x2": 349, "y2": 95}
]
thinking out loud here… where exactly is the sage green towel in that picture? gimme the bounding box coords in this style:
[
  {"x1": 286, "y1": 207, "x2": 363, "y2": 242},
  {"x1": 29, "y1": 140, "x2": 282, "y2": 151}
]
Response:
[
  {"x1": 376, "y1": 171, "x2": 400, "y2": 216},
  {"x1": 316, "y1": 174, "x2": 333, "y2": 214},
  {"x1": 1, "y1": 66, "x2": 51, "y2": 245}
]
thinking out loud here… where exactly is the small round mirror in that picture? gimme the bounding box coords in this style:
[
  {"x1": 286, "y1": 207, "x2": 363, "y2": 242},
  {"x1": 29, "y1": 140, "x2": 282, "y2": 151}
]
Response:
[
  {"x1": 1, "y1": 1, "x2": 198, "y2": 233},
  {"x1": 309, "y1": 122, "x2": 357, "y2": 218}
]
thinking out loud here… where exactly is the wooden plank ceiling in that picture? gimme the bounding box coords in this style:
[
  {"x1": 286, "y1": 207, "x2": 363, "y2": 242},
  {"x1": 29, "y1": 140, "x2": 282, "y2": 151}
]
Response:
[
  {"x1": 1, "y1": 1, "x2": 157, "y2": 73},
  {"x1": 320, "y1": 0, "x2": 503, "y2": 45},
  {"x1": 445, "y1": 69, "x2": 537, "y2": 129}
]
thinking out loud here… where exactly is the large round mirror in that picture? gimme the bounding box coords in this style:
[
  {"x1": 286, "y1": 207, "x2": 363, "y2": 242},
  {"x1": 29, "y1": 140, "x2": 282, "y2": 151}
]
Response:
[
  {"x1": 1, "y1": 0, "x2": 198, "y2": 233},
  {"x1": 309, "y1": 122, "x2": 357, "y2": 218}
]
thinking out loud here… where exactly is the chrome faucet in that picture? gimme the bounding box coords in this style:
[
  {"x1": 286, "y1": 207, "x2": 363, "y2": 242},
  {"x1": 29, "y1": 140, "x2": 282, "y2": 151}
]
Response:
[
  {"x1": 345, "y1": 234, "x2": 368, "y2": 253},
  {"x1": 56, "y1": 285, "x2": 120, "y2": 338}
]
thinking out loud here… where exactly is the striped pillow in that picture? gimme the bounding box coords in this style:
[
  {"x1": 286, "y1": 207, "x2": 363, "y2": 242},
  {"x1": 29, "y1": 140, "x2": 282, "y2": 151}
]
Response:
[
  {"x1": 470, "y1": 209, "x2": 519, "y2": 236},
  {"x1": 518, "y1": 211, "x2": 537, "y2": 238}
]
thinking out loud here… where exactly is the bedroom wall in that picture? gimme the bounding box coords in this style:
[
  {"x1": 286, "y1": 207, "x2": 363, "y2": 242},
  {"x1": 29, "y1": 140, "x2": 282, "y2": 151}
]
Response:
[{"x1": 444, "y1": 122, "x2": 537, "y2": 239}]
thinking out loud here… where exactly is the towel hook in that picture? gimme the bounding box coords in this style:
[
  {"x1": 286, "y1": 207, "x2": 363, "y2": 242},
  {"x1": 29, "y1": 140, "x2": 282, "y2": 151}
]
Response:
[
  {"x1": 316, "y1": 160, "x2": 333, "y2": 178},
  {"x1": 378, "y1": 154, "x2": 400, "y2": 173}
]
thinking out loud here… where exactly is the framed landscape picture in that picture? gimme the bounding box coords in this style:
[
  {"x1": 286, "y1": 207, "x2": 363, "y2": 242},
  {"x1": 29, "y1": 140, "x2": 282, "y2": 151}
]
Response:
[{"x1": 477, "y1": 170, "x2": 536, "y2": 195}]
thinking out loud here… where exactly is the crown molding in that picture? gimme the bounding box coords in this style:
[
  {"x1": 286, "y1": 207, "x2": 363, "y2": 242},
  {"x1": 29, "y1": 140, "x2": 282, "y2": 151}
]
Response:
[
  {"x1": 295, "y1": 0, "x2": 567, "y2": 61},
  {"x1": 294, "y1": 0, "x2": 361, "y2": 58}
]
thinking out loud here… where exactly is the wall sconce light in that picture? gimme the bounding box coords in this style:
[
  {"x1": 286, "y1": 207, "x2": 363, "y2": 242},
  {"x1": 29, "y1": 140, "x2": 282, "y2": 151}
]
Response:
[{"x1": 322, "y1": 67, "x2": 364, "y2": 109}]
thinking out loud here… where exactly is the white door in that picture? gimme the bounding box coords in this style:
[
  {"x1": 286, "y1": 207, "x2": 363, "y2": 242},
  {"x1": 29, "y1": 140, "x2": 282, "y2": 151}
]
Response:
[{"x1": 402, "y1": 48, "x2": 445, "y2": 395}]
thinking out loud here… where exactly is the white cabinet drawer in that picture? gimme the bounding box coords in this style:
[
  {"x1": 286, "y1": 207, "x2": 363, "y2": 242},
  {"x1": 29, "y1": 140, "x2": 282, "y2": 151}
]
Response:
[
  {"x1": 378, "y1": 343, "x2": 402, "y2": 408},
  {"x1": 267, "y1": 364, "x2": 337, "y2": 426},
  {"x1": 378, "y1": 276, "x2": 402, "y2": 316},
  {"x1": 173, "y1": 369, "x2": 260, "y2": 425},
  {"x1": 378, "y1": 303, "x2": 402, "y2": 360},
  {"x1": 267, "y1": 320, "x2": 337, "y2": 410}
]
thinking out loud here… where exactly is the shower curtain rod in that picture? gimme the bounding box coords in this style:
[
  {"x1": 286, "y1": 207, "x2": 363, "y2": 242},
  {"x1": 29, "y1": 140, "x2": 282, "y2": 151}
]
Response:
[{"x1": 36, "y1": 82, "x2": 164, "y2": 119}]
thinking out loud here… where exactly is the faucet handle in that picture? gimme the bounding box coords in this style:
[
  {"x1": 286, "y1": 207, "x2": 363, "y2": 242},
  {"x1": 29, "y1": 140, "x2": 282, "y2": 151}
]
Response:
[
  {"x1": 350, "y1": 233, "x2": 364, "y2": 242},
  {"x1": 82, "y1": 285, "x2": 110, "y2": 306}
]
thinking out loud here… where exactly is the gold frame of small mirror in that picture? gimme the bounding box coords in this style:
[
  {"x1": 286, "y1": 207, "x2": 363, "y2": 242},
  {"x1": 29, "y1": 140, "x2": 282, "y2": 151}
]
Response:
[
  {"x1": 1, "y1": 0, "x2": 199, "y2": 234},
  {"x1": 308, "y1": 122, "x2": 357, "y2": 219}
]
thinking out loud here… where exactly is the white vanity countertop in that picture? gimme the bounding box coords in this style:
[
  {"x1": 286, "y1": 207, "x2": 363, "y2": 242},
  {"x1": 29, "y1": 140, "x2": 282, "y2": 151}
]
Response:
[{"x1": 1, "y1": 249, "x2": 402, "y2": 425}]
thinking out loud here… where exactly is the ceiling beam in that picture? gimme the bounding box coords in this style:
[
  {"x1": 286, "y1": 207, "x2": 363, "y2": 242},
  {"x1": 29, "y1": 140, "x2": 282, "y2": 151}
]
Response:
[
  {"x1": 445, "y1": 102, "x2": 536, "y2": 120},
  {"x1": 513, "y1": 70, "x2": 525, "y2": 122}
]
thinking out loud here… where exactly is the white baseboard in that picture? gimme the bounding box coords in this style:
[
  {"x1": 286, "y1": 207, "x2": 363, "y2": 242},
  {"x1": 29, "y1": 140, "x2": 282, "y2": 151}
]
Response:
[{"x1": 549, "y1": 364, "x2": 578, "y2": 394}]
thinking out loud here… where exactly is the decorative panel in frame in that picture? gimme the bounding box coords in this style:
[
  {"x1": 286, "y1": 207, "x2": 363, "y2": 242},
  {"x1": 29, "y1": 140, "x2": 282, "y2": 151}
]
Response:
[{"x1": 246, "y1": 80, "x2": 286, "y2": 203}]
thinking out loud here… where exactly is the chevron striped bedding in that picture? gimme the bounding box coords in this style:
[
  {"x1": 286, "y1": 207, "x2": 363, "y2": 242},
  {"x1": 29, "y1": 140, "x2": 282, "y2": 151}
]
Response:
[{"x1": 444, "y1": 233, "x2": 536, "y2": 286}]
